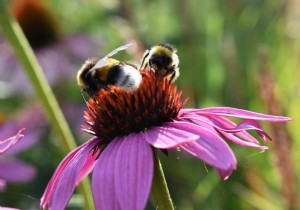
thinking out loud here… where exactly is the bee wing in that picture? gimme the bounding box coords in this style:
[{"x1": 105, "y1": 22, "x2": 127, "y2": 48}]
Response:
[
  {"x1": 92, "y1": 57, "x2": 110, "y2": 70},
  {"x1": 91, "y1": 43, "x2": 133, "y2": 70},
  {"x1": 106, "y1": 43, "x2": 132, "y2": 58}
]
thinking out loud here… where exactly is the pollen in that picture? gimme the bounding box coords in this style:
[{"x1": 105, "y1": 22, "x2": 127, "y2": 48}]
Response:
[{"x1": 82, "y1": 71, "x2": 187, "y2": 142}]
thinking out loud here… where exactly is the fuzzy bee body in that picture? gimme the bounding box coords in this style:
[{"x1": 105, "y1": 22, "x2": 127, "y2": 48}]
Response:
[
  {"x1": 77, "y1": 44, "x2": 142, "y2": 97},
  {"x1": 140, "y1": 43, "x2": 179, "y2": 82}
]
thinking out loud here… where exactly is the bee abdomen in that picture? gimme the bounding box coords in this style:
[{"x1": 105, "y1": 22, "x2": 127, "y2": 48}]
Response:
[{"x1": 107, "y1": 64, "x2": 142, "y2": 91}]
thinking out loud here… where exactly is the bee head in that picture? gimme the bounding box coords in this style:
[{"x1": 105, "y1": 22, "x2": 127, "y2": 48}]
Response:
[
  {"x1": 149, "y1": 51, "x2": 172, "y2": 71},
  {"x1": 77, "y1": 58, "x2": 97, "y2": 88}
]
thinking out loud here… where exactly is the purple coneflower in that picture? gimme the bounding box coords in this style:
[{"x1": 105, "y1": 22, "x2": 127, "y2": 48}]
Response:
[
  {"x1": 0, "y1": 128, "x2": 24, "y2": 155},
  {"x1": 0, "y1": 129, "x2": 24, "y2": 210},
  {"x1": 0, "y1": 124, "x2": 37, "y2": 191},
  {"x1": 41, "y1": 71, "x2": 291, "y2": 209}
]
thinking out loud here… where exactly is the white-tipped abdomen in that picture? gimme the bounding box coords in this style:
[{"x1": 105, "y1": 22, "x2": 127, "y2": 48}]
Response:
[{"x1": 115, "y1": 65, "x2": 142, "y2": 92}]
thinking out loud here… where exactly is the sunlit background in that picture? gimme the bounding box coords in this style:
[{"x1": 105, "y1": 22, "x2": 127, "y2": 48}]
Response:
[{"x1": 0, "y1": 0, "x2": 299, "y2": 209}]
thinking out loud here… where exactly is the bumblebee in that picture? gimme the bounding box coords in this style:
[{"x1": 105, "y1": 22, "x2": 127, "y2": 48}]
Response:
[
  {"x1": 77, "y1": 43, "x2": 142, "y2": 97},
  {"x1": 140, "y1": 43, "x2": 179, "y2": 82}
]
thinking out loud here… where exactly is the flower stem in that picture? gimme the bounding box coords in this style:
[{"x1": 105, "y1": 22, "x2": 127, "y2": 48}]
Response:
[
  {"x1": 0, "y1": 3, "x2": 93, "y2": 210},
  {"x1": 150, "y1": 148, "x2": 175, "y2": 210}
]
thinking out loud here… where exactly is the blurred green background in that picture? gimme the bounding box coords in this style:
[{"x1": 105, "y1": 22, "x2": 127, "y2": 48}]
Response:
[{"x1": 0, "y1": 0, "x2": 299, "y2": 209}]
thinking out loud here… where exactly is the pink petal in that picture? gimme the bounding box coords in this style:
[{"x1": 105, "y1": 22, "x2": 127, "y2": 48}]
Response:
[
  {"x1": 76, "y1": 146, "x2": 101, "y2": 185},
  {"x1": 181, "y1": 113, "x2": 259, "y2": 144},
  {"x1": 178, "y1": 121, "x2": 237, "y2": 180},
  {"x1": 209, "y1": 116, "x2": 260, "y2": 144},
  {"x1": 180, "y1": 107, "x2": 291, "y2": 122},
  {"x1": 0, "y1": 123, "x2": 40, "y2": 154},
  {"x1": 144, "y1": 122, "x2": 201, "y2": 148},
  {"x1": 92, "y1": 133, "x2": 153, "y2": 210},
  {"x1": 41, "y1": 137, "x2": 99, "y2": 210},
  {"x1": 0, "y1": 129, "x2": 24, "y2": 155},
  {"x1": 218, "y1": 131, "x2": 268, "y2": 150},
  {"x1": 209, "y1": 117, "x2": 271, "y2": 143},
  {"x1": 41, "y1": 145, "x2": 84, "y2": 209},
  {"x1": 181, "y1": 113, "x2": 271, "y2": 143},
  {"x1": 0, "y1": 159, "x2": 36, "y2": 182},
  {"x1": 92, "y1": 138, "x2": 121, "y2": 210},
  {"x1": 114, "y1": 133, "x2": 153, "y2": 210}
]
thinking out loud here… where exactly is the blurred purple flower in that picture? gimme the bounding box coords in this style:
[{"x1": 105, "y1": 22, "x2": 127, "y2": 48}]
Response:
[
  {"x1": 61, "y1": 101, "x2": 88, "y2": 139},
  {"x1": 0, "y1": 128, "x2": 24, "y2": 155},
  {"x1": 0, "y1": 34, "x2": 102, "y2": 96},
  {"x1": 0, "y1": 0, "x2": 103, "y2": 97},
  {"x1": 0, "y1": 126, "x2": 36, "y2": 194},
  {"x1": 0, "y1": 125, "x2": 37, "y2": 191},
  {"x1": 40, "y1": 71, "x2": 291, "y2": 210}
]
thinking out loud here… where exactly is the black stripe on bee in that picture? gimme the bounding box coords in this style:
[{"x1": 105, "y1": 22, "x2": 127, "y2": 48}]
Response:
[
  {"x1": 106, "y1": 65, "x2": 123, "y2": 86},
  {"x1": 80, "y1": 58, "x2": 98, "y2": 78}
]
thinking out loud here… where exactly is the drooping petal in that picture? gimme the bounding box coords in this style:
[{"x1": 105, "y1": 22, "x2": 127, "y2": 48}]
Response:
[
  {"x1": 0, "y1": 159, "x2": 36, "y2": 182},
  {"x1": 176, "y1": 121, "x2": 237, "y2": 180},
  {"x1": 0, "y1": 129, "x2": 24, "y2": 155},
  {"x1": 76, "y1": 146, "x2": 101, "y2": 185},
  {"x1": 180, "y1": 113, "x2": 259, "y2": 144},
  {"x1": 92, "y1": 138, "x2": 121, "y2": 210},
  {"x1": 41, "y1": 137, "x2": 99, "y2": 210},
  {"x1": 50, "y1": 139, "x2": 99, "y2": 210},
  {"x1": 236, "y1": 119, "x2": 271, "y2": 142},
  {"x1": 181, "y1": 113, "x2": 271, "y2": 143},
  {"x1": 92, "y1": 133, "x2": 153, "y2": 210},
  {"x1": 180, "y1": 107, "x2": 291, "y2": 122},
  {"x1": 218, "y1": 131, "x2": 268, "y2": 150},
  {"x1": 115, "y1": 133, "x2": 153, "y2": 210},
  {"x1": 208, "y1": 115, "x2": 261, "y2": 144},
  {"x1": 41, "y1": 144, "x2": 85, "y2": 209},
  {"x1": 144, "y1": 121, "x2": 201, "y2": 148}
]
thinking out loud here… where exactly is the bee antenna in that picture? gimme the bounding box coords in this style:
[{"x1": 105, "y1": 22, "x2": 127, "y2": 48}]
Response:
[{"x1": 80, "y1": 89, "x2": 88, "y2": 104}]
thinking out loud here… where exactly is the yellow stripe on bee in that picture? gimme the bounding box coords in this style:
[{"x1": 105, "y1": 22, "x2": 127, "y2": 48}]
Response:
[
  {"x1": 152, "y1": 46, "x2": 173, "y2": 57},
  {"x1": 98, "y1": 58, "x2": 120, "y2": 81},
  {"x1": 77, "y1": 71, "x2": 87, "y2": 88}
]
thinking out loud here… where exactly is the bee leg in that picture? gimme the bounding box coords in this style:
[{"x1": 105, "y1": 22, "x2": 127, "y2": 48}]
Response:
[
  {"x1": 167, "y1": 66, "x2": 176, "y2": 83},
  {"x1": 168, "y1": 72, "x2": 176, "y2": 84},
  {"x1": 140, "y1": 50, "x2": 150, "y2": 70},
  {"x1": 150, "y1": 67, "x2": 156, "y2": 73},
  {"x1": 144, "y1": 63, "x2": 149, "y2": 71}
]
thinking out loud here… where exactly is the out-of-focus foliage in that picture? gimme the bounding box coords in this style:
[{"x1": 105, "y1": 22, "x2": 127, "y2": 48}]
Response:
[{"x1": 0, "y1": 0, "x2": 299, "y2": 209}]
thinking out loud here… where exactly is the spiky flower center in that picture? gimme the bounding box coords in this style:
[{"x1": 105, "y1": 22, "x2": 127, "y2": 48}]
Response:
[{"x1": 83, "y1": 71, "x2": 187, "y2": 142}]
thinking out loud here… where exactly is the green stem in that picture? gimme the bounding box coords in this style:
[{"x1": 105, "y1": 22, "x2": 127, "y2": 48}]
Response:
[
  {"x1": 0, "y1": 2, "x2": 93, "y2": 210},
  {"x1": 150, "y1": 148, "x2": 175, "y2": 210}
]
